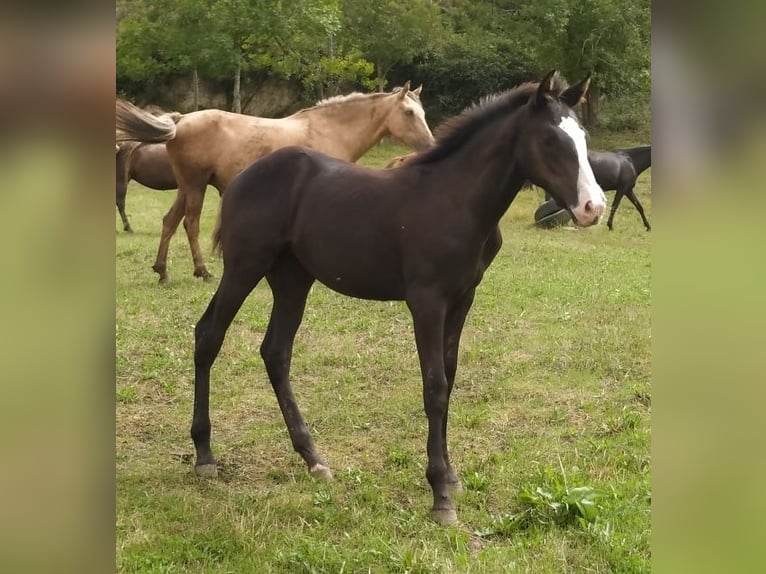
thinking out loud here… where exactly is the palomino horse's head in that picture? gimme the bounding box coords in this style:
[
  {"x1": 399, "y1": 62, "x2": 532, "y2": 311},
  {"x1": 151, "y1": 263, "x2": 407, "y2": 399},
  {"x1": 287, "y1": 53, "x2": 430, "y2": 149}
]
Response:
[
  {"x1": 517, "y1": 70, "x2": 606, "y2": 227},
  {"x1": 382, "y1": 82, "x2": 434, "y2": 151}
]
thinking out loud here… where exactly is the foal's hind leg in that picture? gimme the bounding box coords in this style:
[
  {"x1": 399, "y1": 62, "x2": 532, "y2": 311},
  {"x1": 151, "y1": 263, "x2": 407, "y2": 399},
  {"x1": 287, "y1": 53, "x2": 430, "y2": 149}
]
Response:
[
  {"x1": 625, "y1": 186, "x2": 651, "y2": 231},
  {"x1": 261, "y1": 254, "x2": 331, "y2": 479},
  {"x1": 152, "y1": 190, "x2": 187, "y2": 283},
  {"x1": 192, "y1": 266, "x2": 265, "y2": 476}
]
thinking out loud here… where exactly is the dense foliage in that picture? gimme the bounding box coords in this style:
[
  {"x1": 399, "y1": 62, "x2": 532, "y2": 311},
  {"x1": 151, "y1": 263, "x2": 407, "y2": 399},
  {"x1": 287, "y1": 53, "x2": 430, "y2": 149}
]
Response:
[{"x1": 117, "y1": 0, "x2": 650, "y2": 126}]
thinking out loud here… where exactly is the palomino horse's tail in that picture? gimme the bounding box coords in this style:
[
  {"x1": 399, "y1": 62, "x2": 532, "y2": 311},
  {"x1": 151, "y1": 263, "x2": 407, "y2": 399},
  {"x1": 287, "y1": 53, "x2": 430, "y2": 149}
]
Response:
[{"x1": 116, "y1": 99, "x2": 180, "y2": 143}]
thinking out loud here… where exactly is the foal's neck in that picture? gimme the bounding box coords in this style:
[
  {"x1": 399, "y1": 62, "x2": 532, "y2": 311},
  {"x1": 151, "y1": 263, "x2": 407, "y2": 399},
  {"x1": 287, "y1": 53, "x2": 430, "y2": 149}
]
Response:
[{"x1": 434, "y1": 121, "x2": 526, "y2": 232}]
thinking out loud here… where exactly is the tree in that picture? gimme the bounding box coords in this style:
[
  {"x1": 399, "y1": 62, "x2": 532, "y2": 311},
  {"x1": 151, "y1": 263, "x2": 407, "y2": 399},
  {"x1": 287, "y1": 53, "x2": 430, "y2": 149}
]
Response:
[
  {"x1": 517, "y1": 0, "x2": 650, "y2": 126},
  {"x1": 340, "y1": 0, "x2": 447, "y2": 91}
]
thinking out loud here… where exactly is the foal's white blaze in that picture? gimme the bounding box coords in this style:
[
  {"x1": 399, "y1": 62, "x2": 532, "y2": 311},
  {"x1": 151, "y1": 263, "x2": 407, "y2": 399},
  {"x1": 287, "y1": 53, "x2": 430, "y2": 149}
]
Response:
[{"x1": 557, "y1": 116, "x2": 606, "y2": 225}]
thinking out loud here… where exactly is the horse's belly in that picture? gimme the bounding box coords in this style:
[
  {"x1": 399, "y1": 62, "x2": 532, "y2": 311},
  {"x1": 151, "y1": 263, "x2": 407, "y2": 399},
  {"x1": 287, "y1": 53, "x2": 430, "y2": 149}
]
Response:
[
  {"x1": 314, "y1": 273, "x2": 406, "y2": 301},
  {"x1": 294, "y1": 242, "x2": 406, "y2": 301}
]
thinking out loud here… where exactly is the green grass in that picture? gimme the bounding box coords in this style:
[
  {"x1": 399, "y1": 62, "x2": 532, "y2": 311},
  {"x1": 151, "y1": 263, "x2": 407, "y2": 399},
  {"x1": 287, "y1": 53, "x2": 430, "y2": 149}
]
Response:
[{"x1": 116, "y1": 138, "x2": 651, "y2": 573}]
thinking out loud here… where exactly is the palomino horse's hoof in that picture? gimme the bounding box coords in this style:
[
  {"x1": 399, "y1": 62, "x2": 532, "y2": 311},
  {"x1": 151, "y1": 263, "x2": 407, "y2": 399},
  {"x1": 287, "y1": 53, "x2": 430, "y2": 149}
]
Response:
[
  {"x1": 430, "y1": 507, "x2": 458, "y2": 526},
  {"x1": 194, "y1": 463, "x2": 218, "y2": 478},
  {"x1": 309, "y1": 464, "x2": 333, "y2": 481},
  {"x1": 152, "y1": 264, "x2": 169, "y2": 284},
  {"x1": 194, "y1": 269, "x2": 213, "y2": 282}
]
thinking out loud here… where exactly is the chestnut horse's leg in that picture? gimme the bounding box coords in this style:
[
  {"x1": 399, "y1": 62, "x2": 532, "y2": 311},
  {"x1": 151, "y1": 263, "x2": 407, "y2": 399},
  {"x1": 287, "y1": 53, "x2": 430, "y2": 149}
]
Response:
[
  {"x1": 624, "y1": 186, "x2": 652, "y2": 231},
  {"x1": 191, "y1": 266, "x2": 264, "y2": 476},
  {"x1": 407, "y1": 288, "x2": 456, "y2": 525},
  {"x1": 152, "y1": 190, "x2": 186, "y2": 283},
  {"x1": 261, "y1": 254, "x2": 331, "y2": 479},
  {"x1": 116, "y1": 154, "x2": 132, "y2": 233},
  {"x1": 116, "y1": 178, "x2": 132, "y2": 233}
]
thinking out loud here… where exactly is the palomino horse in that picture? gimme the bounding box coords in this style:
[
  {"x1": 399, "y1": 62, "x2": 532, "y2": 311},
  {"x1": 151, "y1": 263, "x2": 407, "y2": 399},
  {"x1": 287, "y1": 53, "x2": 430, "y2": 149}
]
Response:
[
  {"x1": 115, "y1": 84, "x2": 434, "y2": 283},
  {"x1": 190, "y1": 71, "x2": 605, "y2": 525},
  {"x1": 116, "y1": 142, "x2": 176, "y2": 233}
]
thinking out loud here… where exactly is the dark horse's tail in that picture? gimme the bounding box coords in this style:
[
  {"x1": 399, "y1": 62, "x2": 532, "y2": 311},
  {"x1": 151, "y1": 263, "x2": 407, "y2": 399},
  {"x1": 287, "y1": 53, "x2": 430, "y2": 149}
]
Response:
[
  {"x1": 620, "y1": 145, "x2": 651, "y2": 177},
  {"x1": 116, "y1": 99, "x2": 181, "y2": 143}
]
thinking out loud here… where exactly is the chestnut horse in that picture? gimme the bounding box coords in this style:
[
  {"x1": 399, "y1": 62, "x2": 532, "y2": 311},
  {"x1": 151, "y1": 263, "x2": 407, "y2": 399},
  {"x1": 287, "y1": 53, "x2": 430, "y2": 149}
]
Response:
[
  {"x1": 116, "y1": 84, "x2": 434, "y2": 283},
  {"x1": 191, "y1": 71, "x2": 605, "y2": 525},
  {"x1": 116, "y1": 142, "x2": 176, "y2": 233}
]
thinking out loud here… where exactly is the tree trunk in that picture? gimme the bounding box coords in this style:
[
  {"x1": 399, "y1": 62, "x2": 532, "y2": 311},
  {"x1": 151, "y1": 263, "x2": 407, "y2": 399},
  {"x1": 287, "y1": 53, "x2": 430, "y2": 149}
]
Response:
[
  {"x1": 325, "y1": 33, "x2": 336, "y2": 97},
  {"x1": 233, "y1": 56, "x2": 241, "y2": 114},
  {"x1": 376, "y1": 60, "x2": 385, "y2": 92},
  {"x1": 581, "y1": 82, "x2": 601, "y2": 128},
  {"x1": 192, "y1": 68, "x2": 200, "y2": 111}
]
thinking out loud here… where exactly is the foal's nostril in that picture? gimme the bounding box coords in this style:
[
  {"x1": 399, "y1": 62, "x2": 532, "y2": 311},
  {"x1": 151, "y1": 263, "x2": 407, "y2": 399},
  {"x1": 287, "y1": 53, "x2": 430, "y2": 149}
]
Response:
[{"x1": 584, "y1": 200, "x2": 594, "y2": 213}]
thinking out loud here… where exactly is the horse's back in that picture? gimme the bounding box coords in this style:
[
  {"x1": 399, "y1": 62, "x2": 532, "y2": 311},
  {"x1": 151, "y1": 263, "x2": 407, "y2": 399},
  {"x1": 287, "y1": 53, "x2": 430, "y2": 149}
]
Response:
[{"x1": 170, "y1": 109, "x2": 305, "y2": 187}]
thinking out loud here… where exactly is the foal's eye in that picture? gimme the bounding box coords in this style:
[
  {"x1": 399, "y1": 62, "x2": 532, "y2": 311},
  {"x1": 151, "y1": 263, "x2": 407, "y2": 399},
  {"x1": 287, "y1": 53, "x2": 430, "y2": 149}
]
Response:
[{"x1": 405, "y1": 109, "x2": 415, "y2": 116}]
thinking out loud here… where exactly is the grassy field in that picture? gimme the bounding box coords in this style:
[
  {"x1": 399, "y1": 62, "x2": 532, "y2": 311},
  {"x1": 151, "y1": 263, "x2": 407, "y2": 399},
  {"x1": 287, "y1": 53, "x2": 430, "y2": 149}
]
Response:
[{"x1": 116, "y1": 138, "x2": 651, "y2": 573}]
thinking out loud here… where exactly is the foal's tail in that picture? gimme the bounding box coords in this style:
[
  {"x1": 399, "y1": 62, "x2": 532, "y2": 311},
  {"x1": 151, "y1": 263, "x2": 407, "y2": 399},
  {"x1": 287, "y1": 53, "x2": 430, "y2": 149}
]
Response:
[{"x1": 116, "y1": 99, "x2": 180, "y2": 143}]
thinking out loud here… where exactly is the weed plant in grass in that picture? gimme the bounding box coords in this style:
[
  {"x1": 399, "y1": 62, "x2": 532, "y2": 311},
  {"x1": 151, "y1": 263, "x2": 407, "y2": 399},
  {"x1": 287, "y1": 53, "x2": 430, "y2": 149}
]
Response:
[{"x1": 117, "y1": 138, "x2": 651, "y2": 573}]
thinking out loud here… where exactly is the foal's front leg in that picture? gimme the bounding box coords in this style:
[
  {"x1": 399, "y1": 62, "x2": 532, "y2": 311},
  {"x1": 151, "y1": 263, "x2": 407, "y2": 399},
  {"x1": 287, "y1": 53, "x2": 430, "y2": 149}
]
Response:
[{"x1": 408, "y1": 291, "x2": 457, "y2": 525}]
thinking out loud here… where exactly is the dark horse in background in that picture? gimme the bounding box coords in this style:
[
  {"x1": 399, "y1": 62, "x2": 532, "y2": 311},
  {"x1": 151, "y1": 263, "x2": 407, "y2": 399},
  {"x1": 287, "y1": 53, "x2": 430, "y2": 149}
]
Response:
[
  {"x1": 190, "y1": 71, "x2": 606, "y2": 525},
  {"x1": 590, "y1": 145, "x2": 651, "y2": 230},
  {"x1": 544, "y1": 145, "x2": 651, "y2": 230},
  {"x1": 116, "y1": 142, "x2": 177, "y2": 233}
]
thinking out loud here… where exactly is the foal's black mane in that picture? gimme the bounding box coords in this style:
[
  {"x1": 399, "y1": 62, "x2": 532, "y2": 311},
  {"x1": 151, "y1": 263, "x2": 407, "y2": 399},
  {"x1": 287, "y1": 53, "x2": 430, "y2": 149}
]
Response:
[{"x1": 410, "y1": 78, "x2": 567, "y2": 166}]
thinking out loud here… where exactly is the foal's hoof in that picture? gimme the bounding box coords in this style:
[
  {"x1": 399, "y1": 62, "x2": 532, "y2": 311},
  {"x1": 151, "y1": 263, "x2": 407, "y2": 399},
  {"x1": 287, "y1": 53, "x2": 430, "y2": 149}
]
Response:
[
  {"x1": 446, "y1": 480, "x2": 463, "y2": 494},
  {"x1": 430, "y1": 507, "x2": 459, "y2": 526},
  {"x1": 194, "y1": 463, "x2": 218, "y2": 478},
  {"x1": 309, "y1": 464, "x2": 333, "y2": 481}
]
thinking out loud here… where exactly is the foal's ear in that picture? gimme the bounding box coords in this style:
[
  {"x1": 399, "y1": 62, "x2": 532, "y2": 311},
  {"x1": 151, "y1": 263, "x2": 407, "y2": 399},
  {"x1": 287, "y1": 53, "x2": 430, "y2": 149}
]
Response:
[
  {"x1": 412, "y1": 84, "x2": 423, "y2": 97},
  {"x1": 535, "y1": 69, "x2": 558, "y2": 107},
  {"x1": 561, "y1": 76, "x2": 591, "y2": 108},
  {"x1": 398, "y1": 81, "x2": 411, "y2": 99}
]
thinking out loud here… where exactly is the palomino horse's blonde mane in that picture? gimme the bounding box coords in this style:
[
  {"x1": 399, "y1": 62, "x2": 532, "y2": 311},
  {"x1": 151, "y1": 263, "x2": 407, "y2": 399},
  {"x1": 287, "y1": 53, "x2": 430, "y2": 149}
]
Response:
[{"x1": 301, "y1": 88, "x2": 424, "y2": 114}]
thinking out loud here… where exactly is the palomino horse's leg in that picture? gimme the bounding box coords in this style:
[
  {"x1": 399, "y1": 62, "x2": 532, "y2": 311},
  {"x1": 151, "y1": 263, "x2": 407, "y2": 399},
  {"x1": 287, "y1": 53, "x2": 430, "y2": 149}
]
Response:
[
  {"x1": 191, "y1": 267, "x2": 264, "y2": 476},
  {"x1": 441, "y1": 288, "x2": 477, "y2": 493},
  {"x1": 606, "y1": 190, "x2": 625, "y2": 231},
  {"x1": 261, "y1": 254, "x2": 331, "y2": 479},
  {"x1": 182, "y1": 188, "x2": 212, "y2": 281},
  {"x1": 624, "y1": 186, "x2": 652, "y2": 231},
  {"x1": 407, "y1": 288, "x2": 456, "y2": 525},
  {"x1": 152, "y1": 190, "x2": 186, "y2": 283}
]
